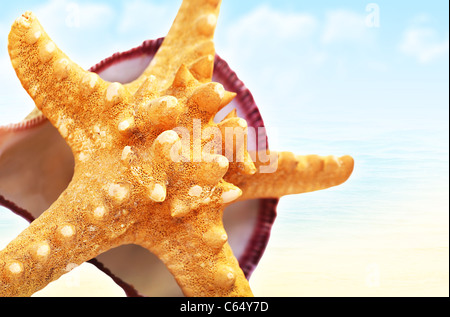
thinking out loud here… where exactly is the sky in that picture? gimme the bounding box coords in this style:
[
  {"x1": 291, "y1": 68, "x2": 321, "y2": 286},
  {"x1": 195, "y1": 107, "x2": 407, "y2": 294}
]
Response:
[
  {"x1": 0, "y1": 0, "x2": 448, "y2": 297},
  {"x1": 0, "y1": 0, "x2": 448, "y2": 130},
  {"x1": 0, "y1": 0, "x2": 448, "y2": 158}
]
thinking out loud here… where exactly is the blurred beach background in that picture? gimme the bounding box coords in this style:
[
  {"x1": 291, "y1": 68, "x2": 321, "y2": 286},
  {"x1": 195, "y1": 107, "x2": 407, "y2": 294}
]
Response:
[{"x1": 0, "y1": 0, "x2": 448, "y2": 296}]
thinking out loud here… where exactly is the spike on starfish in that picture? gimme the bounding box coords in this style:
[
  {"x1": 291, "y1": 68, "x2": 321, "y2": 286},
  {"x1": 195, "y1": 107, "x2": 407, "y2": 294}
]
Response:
[{"x1": 0, "y1": 0, "x2": 354, "y2": 297}]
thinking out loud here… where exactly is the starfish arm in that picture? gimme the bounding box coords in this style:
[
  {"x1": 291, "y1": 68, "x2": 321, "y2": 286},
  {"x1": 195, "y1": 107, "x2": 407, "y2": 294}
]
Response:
[
  {"x1": 126, "y1": 0, "x2": 220, "y2": 92},
  {"x1": 226, "y1": 151, "x2": 354, "y2": 200},
  {"x1": 7, "y1": 12, "x2": 114, "y2": 133},
  {"x1": 0, "y1": 175, "x2": 136, "y2": 297},
  {"x1": 137, "y1": 204, "x2": 253, "y2": 297}
]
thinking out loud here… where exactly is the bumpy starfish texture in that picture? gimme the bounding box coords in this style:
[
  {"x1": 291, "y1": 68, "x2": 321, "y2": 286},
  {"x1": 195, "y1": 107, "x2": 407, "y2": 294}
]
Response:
[{"x1": 0, "y1": 0, "x2": 353, "y2": 297}]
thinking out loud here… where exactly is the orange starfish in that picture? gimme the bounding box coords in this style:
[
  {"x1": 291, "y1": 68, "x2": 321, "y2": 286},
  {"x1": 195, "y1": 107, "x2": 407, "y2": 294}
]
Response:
[{"x1": 0, "y1": 0, "x2": 353, "y2": 297}]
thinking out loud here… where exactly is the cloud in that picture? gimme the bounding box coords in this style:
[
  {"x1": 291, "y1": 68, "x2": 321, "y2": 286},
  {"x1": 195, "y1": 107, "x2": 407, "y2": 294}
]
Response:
[
  {"x1": 227, "y1": 5, "x2": 318, "y2": 40},
  {"x1": 220, "y1": 5, "x2": 317, "y2": 56},
  {"x1": 399, "y1": 27, "x2": 449, "y2": 63},
  {"x1": 218, "y1": 5, "x2": 384, "y2": 87},
  {"x1": 321, "y1": 10, "x2": 372, "y2": 45},
  {"x1": 218, "y1": 5, "x2": 319, "y2": 71},
  {"x1": 117, "y1": 0, "x2": 179, "y2": 39},
  {"x1": 34, "y1": 0, "x2": 115, "y2": 31}
]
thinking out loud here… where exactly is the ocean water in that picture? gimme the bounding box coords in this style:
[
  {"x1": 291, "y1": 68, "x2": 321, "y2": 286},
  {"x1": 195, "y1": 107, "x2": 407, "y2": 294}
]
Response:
[
  {"x1": 249, "y1": 122, "x2": 449, "y2": 296},
  {"x1": 1, "y1": 115, "x2": 447, "y2": 296}
]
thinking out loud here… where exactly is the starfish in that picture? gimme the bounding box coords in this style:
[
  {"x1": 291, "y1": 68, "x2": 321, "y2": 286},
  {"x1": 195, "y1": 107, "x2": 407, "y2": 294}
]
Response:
[{"x1": 0, "y1": 0, "x2": 353, "y2": 297}]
